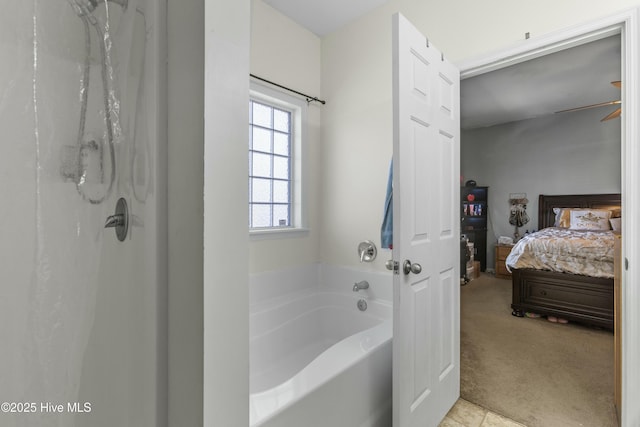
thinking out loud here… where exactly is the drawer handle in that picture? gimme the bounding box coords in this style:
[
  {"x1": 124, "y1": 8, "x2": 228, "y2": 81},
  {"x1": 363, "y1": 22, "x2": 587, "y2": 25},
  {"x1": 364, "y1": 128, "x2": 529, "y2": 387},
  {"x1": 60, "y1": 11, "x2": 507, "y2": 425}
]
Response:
[{"x1": 540, "y1": 290, "x2": 547, "y2": 296}]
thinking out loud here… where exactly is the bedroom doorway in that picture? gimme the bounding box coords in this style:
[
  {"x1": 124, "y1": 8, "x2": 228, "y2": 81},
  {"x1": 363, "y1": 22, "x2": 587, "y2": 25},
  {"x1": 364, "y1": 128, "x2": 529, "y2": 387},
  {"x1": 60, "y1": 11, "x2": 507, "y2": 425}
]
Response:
[{"x1": 458, "y1": 9, "x2": 639, "y2": 426}]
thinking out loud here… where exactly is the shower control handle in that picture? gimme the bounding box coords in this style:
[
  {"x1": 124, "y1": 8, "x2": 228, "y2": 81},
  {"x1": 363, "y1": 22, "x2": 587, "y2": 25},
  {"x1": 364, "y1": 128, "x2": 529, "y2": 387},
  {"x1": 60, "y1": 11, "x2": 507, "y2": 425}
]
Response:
[
  {"x1": 403, "y1": 260, "x2": 422, "y2": 275},
  {"x1": 104, "y1": 214, "x2": 125, "y2": 228},
  {"x1": 105, "y1": 197, "x2": 129, "y2": 242},
  {"x1": 357, "y1": 240, "x2": 377, "y2": 262}
]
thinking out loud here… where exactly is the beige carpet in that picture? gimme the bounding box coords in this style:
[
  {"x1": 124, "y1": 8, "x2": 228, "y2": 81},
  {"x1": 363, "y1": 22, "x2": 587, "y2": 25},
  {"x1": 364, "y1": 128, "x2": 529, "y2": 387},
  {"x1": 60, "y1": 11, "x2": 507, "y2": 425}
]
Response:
[{"x1": 460, "y1": 273, "x2": 617, "y2": 427}]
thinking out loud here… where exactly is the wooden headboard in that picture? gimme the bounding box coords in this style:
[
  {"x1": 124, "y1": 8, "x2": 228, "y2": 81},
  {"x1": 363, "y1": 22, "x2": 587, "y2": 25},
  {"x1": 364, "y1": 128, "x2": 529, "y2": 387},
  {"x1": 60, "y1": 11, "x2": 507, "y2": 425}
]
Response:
[{"x1": 538, "y1": 193, "x2": 622, "y2": 229}]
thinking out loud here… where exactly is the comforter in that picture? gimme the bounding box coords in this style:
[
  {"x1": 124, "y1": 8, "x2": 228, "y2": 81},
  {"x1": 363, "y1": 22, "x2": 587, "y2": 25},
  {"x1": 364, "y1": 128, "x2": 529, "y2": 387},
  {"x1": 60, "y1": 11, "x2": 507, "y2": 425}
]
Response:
[{"x1": 505, "y1": 227, "x2": 614, "y2": 278}]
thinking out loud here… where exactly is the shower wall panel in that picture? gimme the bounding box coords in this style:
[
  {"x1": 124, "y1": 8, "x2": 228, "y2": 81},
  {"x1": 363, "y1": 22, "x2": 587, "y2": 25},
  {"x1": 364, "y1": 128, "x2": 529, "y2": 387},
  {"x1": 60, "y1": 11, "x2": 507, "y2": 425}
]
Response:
[{"x1": 0, "y1": 1, "x2": 165, "y2": 426}]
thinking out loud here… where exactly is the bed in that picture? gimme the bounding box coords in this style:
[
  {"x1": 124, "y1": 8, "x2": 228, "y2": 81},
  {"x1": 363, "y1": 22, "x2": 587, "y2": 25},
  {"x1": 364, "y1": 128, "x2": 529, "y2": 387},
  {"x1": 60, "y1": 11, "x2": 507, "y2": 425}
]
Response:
[{"x1": 508, "y1": 193, "x2": 621, "y2": 330}]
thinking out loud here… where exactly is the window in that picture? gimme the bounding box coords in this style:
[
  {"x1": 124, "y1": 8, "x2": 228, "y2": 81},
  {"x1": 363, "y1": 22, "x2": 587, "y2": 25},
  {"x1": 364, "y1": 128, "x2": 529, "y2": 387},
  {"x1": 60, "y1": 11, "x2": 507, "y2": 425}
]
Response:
[
  {"x1": 249, "y1": 82, "x2": 306, "y2": 234},
  {"x1": 249, "y1": 100, "x2": 292, "y2": 228}
]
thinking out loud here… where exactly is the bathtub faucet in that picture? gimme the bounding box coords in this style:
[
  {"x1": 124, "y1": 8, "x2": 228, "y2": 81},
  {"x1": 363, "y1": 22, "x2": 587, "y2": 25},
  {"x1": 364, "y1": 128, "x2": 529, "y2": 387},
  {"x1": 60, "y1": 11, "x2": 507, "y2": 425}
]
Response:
[{"x1": 353, "y1": 280, "x2": 369, "y2": 292}]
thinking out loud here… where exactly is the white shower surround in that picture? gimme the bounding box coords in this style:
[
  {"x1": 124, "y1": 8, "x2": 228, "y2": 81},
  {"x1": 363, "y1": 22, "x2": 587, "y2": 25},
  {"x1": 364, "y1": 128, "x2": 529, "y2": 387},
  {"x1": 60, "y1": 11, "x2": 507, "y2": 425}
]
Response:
[
  {"x1": 249, "y1": 263, "x2": 392, "y2": 427},
  {"x1": 0, "y1": 0, "x2": 166, "y2": 425}
]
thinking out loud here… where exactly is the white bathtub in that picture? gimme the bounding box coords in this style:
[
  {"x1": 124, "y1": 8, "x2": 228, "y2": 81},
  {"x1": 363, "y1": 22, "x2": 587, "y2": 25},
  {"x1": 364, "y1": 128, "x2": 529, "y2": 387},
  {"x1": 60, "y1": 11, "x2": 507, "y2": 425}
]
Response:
[{"x1": 249, "y1": 279, "x2": 392, "y2": 427}]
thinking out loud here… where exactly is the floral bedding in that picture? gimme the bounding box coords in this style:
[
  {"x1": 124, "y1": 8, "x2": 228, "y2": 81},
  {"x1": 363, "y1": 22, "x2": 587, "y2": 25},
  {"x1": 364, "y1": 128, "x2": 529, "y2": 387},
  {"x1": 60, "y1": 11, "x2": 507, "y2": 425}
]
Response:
[{"x1": 505, "y1": 227, "x2": 615, "y2": 278}]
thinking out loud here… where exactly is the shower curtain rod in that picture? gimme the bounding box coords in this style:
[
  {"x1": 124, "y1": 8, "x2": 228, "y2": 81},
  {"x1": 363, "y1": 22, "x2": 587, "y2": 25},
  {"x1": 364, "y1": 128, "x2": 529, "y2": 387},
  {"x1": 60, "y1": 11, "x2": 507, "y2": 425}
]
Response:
[{"x1": 250, "y1": 74, "x2": 326, "y2": 105}]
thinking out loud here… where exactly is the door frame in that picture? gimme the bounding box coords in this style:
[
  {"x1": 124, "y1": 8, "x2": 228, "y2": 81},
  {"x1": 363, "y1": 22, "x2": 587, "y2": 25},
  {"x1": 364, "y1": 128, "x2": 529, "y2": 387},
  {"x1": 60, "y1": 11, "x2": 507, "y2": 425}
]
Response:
[{"x1": 457, "y1": 8, "x2": 640, "y2": 426}]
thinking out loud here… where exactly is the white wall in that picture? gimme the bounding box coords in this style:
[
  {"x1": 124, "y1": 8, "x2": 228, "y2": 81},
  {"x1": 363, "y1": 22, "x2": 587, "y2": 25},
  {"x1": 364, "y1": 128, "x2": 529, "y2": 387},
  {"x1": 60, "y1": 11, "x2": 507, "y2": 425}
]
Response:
[
  {"x1": 462, "y1": 108, "x2": 621, "y2": 266},
  {"x1": 169, "y1": 0, "x2": 251, "y2": 425},
  {"x1": 249, "y1": 0, "x2": 323, "y2": 273},
  {"x1": 319, "y1": 0, "x2": 640, "y2": 271},
  {"x1": 320, "y1": 16, "x2": 393, "y2": 271},
  {"x1": 167, "y1": 0, "x2": 204, "y2": 425},
  {"x1": 204, "y1": 0, "x2": 251, "y2": 426}
]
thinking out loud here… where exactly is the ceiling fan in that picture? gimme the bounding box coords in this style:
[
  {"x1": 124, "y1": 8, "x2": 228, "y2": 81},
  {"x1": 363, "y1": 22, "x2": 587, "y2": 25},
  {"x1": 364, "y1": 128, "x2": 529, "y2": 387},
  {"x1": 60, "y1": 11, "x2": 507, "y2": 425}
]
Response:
[{"x1": 555, "y1": 81, "x2": 621, "y2": 121}]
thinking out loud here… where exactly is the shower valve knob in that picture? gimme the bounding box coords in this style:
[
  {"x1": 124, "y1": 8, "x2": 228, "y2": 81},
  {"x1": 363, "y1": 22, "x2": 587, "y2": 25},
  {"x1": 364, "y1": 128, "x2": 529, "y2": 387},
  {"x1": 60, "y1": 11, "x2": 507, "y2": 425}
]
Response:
[
  {"x1": 104, "y1": 214, "x2": 124, "y2": 228},
  {"x1": 104, "y1": 197, "x2": 129, "y2": 242}
]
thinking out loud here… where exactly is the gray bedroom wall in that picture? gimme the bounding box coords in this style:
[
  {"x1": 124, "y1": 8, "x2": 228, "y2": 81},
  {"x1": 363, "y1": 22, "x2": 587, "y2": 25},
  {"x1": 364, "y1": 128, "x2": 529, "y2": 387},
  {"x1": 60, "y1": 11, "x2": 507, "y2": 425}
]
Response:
[{"x1": 461, "y1": 106, "x2": 621, "y2": 271}]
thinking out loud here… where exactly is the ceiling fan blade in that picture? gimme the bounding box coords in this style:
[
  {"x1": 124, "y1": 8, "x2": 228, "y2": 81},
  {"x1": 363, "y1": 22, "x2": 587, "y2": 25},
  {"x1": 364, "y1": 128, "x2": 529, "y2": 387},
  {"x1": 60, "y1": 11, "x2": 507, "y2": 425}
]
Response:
[
  {"x1": 612, "y1": 80, "x2": 622, "y2": 88},
  {"x1": 555, "y1": 99, "x2": 621, "y2": 114},
  {"x1": 601, "y1": 107, "x2": 622, "y2": 121}
]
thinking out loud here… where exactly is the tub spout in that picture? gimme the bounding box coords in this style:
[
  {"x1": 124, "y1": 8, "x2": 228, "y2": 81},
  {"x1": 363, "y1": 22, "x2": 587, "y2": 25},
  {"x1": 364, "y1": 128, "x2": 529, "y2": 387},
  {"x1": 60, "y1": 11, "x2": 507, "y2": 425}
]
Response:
[{"x1": 353, "y1": 280, "x2": 369, "y2": 292}]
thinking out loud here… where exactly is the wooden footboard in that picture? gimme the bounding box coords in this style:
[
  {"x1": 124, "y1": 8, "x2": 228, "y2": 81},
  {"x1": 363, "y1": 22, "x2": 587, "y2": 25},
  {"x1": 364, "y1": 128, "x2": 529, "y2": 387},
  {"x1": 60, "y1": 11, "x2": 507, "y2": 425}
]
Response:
[{"x1": 511, "y1": 268, "x2": 614, "y2": 330}]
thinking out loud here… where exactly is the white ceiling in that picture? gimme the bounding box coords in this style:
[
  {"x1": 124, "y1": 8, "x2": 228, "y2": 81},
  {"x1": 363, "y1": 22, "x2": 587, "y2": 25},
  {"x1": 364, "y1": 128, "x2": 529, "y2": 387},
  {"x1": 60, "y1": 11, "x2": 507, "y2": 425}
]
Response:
[
  {"x1": 261, "y1": 2, "x2": 621, "y2": 130},
  {"x1": 461, "y1": 35, "x2": 621, "y2": 129},
  {"x1": 263, "y1": 0, "x2": 390, "y2": 37}
]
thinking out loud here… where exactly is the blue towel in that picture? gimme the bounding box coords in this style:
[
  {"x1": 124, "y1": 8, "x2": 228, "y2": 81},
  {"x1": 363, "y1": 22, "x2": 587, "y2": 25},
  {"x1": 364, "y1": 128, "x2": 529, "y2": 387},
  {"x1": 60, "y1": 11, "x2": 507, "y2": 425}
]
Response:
[{"x1": 380, "y1": 160, "x2": 393, "y2": 249}]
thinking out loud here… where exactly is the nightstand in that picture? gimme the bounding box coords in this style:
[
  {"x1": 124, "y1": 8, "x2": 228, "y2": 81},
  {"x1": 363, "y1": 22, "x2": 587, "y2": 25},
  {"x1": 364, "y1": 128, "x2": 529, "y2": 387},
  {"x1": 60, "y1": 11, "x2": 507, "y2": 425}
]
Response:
[{"x1": 495, "y1": 244, "x2": 514, "y2": 279}]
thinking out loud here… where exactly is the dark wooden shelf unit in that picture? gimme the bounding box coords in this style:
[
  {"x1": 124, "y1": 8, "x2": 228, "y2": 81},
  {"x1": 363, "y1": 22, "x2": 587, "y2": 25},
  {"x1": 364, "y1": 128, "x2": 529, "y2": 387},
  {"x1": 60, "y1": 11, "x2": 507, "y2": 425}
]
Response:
[{"x1": 461, "y1": 186, "x2": 488, "y2": 271}]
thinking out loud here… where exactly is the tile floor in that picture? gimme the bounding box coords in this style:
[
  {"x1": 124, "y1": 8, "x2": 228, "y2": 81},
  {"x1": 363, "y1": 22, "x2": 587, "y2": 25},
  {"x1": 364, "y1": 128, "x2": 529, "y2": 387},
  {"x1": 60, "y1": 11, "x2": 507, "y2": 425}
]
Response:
[{"x1": 439, "y1": 399, "x2": 527, "y2": 427}]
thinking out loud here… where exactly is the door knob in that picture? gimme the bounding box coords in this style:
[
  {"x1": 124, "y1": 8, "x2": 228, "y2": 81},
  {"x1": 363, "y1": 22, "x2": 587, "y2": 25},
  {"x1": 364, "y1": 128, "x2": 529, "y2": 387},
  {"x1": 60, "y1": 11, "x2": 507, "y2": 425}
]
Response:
[{"x1": 403, "y1": 260, "x2": 422, "y2": 275}]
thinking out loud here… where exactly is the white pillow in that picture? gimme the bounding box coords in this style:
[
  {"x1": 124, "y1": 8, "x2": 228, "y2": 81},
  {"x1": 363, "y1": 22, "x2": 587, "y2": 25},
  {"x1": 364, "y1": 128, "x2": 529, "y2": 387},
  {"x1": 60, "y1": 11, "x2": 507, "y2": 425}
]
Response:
[
  {"x1": 609, "y1": 217, "x2": 622, "y2": 232},
  {"x1": 569, "y1": 209, "x2": 612, "y2": 230},
  {"x1": 553, "y1": 207, "x2": 571, "y2": 227}
]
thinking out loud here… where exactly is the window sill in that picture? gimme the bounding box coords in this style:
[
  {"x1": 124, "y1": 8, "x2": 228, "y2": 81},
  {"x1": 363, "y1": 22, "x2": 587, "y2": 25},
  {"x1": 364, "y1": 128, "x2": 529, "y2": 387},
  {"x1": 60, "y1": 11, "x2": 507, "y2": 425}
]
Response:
[{"x1": 249, "y1": 227, "x2": 310, "y2": 240}]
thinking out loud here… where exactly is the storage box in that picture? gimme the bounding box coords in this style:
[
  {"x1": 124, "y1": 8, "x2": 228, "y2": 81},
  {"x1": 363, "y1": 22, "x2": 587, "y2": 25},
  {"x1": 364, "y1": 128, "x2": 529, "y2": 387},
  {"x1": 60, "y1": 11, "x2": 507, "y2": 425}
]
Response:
[
  {"x1": 466, "y1": 265, "x2": 475, "y2": 281},
  {"x1": 466, "y1": 242, "x2": 475, "y2": 269}
]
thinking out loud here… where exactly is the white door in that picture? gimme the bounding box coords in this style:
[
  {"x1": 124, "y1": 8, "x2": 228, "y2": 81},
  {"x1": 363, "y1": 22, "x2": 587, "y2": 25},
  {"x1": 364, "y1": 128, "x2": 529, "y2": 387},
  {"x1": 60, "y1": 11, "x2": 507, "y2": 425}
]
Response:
[{"x1": 392, "y1": 13, "x2": 460, "y2": 427}]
